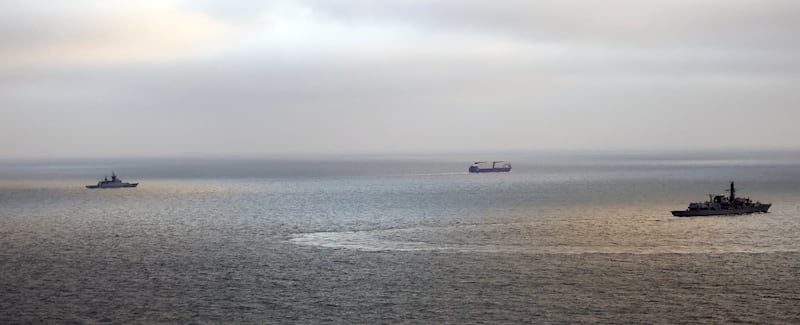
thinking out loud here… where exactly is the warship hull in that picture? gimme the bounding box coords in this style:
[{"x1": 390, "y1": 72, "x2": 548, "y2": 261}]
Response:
[
  {"x1": 671, "y1": 204, "x2": 771, "y2": 217},
  {"x1": 86, "y1": 183, "x2": 138, "y2": 189}
]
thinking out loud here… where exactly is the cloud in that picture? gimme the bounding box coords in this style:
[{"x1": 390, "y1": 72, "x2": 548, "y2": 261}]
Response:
[
  {"x1": 1, "y1": 1, "x2": 800, "y2": 157},
  {"x1": 300, "y1": 0, "x2": 800, "y2": 50},
  {"x1": 166, "y1": 0, "x2": 800, "y2": 78},
  {"x1": 0, "y1": 0, "x2": 235, "y2": 67}
]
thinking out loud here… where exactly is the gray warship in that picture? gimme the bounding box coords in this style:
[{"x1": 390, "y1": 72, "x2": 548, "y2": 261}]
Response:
[
  {"x1": 86, "y1": 171, "x2": 138, "y2": 189},
  {"x1": 671, "y1": 182, "x2": 770, "y2": 217}
]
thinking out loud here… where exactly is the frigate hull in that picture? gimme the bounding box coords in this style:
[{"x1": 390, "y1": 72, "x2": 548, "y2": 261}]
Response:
[
  {"x1": 671, "y1": 204, "x2": 771, "y2": 217},
  {"x1": 86, "y1": 183, "x2": 138, "y2": 189}
]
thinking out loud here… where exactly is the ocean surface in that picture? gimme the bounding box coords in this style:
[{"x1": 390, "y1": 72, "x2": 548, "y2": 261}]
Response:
[{"x1": 2, "y1": 151, "x2": 800, "y2": 323}]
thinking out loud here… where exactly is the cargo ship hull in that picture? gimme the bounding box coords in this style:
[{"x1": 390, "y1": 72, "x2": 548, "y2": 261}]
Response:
[{"x1": 468, "y1": 167, "x2": 511, "y2": 173}]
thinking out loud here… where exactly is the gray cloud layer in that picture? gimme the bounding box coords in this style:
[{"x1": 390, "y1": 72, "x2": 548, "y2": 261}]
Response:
[
  {"x1": 2, "y1": 1, "x2": 799, "y2": 158},
  {"x1": 306, "y1": 0, "x2": 800, "y2": 48}
]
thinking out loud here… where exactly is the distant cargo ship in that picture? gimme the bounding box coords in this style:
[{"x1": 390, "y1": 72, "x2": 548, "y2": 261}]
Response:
[
  {"x1": 469, "y1": 161, "x2": 511, "y2": 173},
  {"x1": 86, "y1": 172, "x2": 138, "y2": 189},
  {"x1": 671, "y1": 182, "x2": 770, "y2": 217}
]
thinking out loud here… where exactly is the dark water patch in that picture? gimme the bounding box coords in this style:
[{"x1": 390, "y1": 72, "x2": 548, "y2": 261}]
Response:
[{"x1": 3, "y1": 246, "x2": 800, "y2": 323}]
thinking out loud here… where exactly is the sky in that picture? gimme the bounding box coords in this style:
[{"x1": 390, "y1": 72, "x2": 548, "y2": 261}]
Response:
[{"x1": 1, "y1": 0, "x2": 799, "y2": 158}]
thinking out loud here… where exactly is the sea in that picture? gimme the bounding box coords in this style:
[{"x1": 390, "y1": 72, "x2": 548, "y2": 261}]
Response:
[{"x1": 1, "y1": 151, "x2": 799, "y2": 323}]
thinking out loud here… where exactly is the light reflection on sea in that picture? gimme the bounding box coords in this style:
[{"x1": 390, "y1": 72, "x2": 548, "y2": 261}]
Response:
[
  {"x1": 2, "y1": 152, "x2": 800, "y2": 323},
  {"x1": 290, "y1": 209, "x2": 800, "y2": 254}
]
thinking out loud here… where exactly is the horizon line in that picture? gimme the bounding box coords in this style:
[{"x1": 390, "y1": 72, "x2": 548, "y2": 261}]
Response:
[{"x1": 3, "y1": 147, "x2": 800, "y2": 162}]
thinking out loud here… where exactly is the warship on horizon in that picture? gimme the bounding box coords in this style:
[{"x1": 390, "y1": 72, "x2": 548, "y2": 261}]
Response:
[
  {"x1": 671, "y1": 182, "x2": 770, "y2": 217},
  {"x1": 85, "y1": 171, "x2": 138, "y2": 189}
]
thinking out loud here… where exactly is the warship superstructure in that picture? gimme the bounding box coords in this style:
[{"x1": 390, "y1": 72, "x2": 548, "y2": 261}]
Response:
[
  {"x1": 86, "y1": 171, "x2": 138, "y2": 189},
  {"x1": 469, "y1": 161, "x2": 511, "y2": 173},
  {"x1": 671, "y1": 182, "x2": 770, "y2": 217}
]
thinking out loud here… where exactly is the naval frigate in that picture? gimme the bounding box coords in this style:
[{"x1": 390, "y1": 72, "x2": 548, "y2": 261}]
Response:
[
  {"x1": 86, "y1": 171, "x2": 138, "y2": 189},
  {"x1": 671, "y1": 182, "x2": 770, "y2": 217}
]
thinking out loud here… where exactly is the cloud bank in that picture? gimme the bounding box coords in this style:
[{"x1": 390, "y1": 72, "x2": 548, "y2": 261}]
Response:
[{"x1": 1, "y1": 0, "x2": 799, "y2": 158}]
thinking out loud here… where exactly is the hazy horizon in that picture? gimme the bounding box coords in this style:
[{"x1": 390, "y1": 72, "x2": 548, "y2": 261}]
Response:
[
  {"x1": 4, "y1": 148, "x2": 800, "y2": 164},
  {"x1": 3, "y1": 1, "x2": 799, "y2": 158}
]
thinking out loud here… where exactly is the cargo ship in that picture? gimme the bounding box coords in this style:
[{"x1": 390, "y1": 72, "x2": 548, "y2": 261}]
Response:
[{"x1": 468, "y1": 161, "x2": 511, "y2": 173}]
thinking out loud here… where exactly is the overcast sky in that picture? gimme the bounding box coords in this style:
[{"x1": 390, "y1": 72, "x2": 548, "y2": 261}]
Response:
[{"x1": 2, "y1": 0, "x2": 799, "y2": 158}]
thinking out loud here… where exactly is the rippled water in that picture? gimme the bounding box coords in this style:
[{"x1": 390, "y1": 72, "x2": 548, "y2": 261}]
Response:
[{"x1": 2, "y1": 152, "x2": 800, "y2": 323}]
